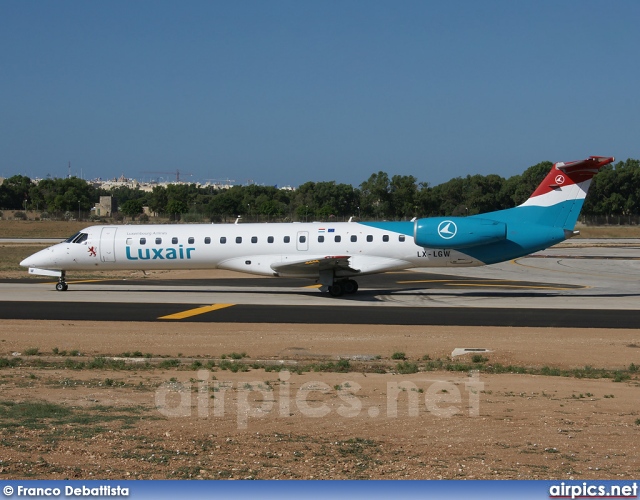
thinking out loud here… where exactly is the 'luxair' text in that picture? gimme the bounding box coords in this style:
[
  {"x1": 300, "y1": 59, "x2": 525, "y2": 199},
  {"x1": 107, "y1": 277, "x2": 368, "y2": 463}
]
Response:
[{"x1": 125, "y1": 245, "x2": 195, "y2": 260}]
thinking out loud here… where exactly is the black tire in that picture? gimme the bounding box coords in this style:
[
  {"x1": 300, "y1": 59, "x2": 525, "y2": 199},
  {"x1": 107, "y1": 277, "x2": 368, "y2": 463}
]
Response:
[
  {"x1": 343, "y1": 280, "x2": 358, "y2": 294},
  {"x1": 55, "y1": 282, "x2": 66, "y2": 292},
  {"x1": 328, "y1": 283, "x2": 344, "y2": 297}
]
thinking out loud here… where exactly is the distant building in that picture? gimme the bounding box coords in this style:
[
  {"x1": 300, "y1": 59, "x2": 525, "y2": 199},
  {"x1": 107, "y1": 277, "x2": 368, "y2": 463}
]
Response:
[{"x1": 94, "y1": 196, "x2": 116, "y2": 217}]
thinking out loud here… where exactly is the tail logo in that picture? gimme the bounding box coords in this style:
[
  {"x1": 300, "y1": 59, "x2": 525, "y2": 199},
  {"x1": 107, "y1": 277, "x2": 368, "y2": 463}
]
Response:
[
  {"x1": 554, "y1": 174, "x2": 565, "y2": 185},
  {"x1": 437, "y1": 220, "x2": 457, "y2": 240}
]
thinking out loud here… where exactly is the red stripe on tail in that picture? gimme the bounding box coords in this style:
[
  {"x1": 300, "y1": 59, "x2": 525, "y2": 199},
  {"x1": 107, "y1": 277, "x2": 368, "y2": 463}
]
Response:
[{"x1": 528, "y1": 156, "x2": 614, "y2": 199}]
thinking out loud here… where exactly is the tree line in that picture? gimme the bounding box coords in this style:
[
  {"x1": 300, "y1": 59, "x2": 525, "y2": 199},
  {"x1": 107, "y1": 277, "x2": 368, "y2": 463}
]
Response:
[{"x1": 1, "y1": 158, "x2": 639, "y2": 221}]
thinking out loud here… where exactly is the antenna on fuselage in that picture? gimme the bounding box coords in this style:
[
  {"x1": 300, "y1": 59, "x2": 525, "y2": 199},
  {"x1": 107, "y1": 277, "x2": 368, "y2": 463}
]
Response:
[
  {"x1": 348, "y1": 216, "x2": 353, "y2": 223},
  {"x1": 235, "y1": 216, "x2": 242, "y2": 225}
]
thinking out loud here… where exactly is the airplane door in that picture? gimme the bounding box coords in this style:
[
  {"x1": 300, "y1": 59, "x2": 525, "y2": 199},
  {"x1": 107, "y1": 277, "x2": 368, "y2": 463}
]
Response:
[
  {"x1": 99, "y1": 227, "x2": 117, "y2": 262},
  {"x1": 296, "y1": 231, "x2": 309, "y2": 251}
]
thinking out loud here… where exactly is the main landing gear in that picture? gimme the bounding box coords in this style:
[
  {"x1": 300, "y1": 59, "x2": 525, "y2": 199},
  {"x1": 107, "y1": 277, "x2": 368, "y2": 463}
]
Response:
[
  {"x1": 55, "y1": 272, "x2": 68, "y2": 292},
  {"x1": 328, "y1": 279, "x2": 359, "y2": 297}
]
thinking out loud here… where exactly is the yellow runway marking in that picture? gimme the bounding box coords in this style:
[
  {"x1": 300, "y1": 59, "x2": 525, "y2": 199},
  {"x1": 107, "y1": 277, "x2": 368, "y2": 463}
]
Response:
[
  {"x1": 45, "y1": 279, "x2": 105, "y2": 285},
  {"x1": 443, "y1": 283, "x2": 577, "y2": 290},
  {"x1": 159, "y1": 303, "x2": 235, "y2": 320},
  {"x1": 303, "y1": 284, "x2": 322, "y2": 289},
  {"x1": 398, "y1": 279, "x2": 463, "y2": 283},
  {"x1": 397, "y1": 279, "x2": 583, "y2": 290},
  {"x1": 397, "y1": 279, "x2": 528, "y2": 284}
]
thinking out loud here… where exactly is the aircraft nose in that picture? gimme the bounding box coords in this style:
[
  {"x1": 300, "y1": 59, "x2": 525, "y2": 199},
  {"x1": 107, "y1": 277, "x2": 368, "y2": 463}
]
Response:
[
  {"x1": 20, "y1": 254, "x2": 38, "y2": 268},
  {"x1": 20, "y1": 248, "x2": 51, "y2": 268}
]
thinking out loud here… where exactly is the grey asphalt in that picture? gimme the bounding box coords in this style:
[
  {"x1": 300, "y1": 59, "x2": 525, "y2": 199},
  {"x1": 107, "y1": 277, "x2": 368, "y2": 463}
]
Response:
[{"x1": 1, "y1": 238, "x2": 638, "y2": 327}]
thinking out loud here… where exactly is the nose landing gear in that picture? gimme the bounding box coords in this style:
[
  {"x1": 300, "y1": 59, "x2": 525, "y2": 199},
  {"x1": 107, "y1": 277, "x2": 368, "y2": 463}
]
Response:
[{"x1": 55, "y1": 272, "x2": 68, "y2": 292}]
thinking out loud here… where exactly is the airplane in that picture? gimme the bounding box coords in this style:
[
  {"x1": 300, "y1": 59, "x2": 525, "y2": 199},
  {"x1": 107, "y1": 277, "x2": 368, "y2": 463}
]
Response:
[{"x1": 20, "y1": 156, "x2": 614, "y2": 297}]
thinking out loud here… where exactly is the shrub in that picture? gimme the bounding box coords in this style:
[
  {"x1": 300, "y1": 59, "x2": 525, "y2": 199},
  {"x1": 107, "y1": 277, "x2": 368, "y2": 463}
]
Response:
[
  {"x1": 13, "y1": 211, "x2": 27, "y2": 220},
  {"x1": 613, "y1": 372, "x2": 631, "y2": 383},
  {"x1": 391, "y1": 351, "x2": 406, "y2": 360},
  {"x1": 396, "y1": 361, "x2": 419, "y2": 374},
  {"x1": 158, "y1": 359, "x2": 180, "y2": 369}
]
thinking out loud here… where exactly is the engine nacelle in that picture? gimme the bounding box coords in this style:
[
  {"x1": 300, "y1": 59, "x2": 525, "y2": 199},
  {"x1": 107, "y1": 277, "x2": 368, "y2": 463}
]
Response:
[{"x1": 414, "y1": 217, "x2": 507, "y2": 249}]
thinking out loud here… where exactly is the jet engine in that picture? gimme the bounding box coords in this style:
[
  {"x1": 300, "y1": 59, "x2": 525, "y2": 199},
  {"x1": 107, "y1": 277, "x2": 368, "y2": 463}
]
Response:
[{"x1": 414, "y1": 217, "x2": 507, "y2": 249}]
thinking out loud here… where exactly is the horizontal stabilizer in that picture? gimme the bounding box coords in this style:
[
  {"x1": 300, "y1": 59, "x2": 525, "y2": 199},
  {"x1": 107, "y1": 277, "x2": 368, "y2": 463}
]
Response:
[{"x1": 554, "y1": 156, "x2": 614, "y2": 172}]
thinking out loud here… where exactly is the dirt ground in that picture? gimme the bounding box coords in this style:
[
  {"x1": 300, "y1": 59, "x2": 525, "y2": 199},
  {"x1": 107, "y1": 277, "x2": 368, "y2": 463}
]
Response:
[{"x1": 1, "y1": 320, "x2": 639, "y2": 479}]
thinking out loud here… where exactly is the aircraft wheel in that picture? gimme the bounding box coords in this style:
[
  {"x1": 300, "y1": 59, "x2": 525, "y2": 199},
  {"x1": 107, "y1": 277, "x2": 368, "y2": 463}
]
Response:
[
  {"x1": 328, "y1": 283, "x2": 344, "y2": 297},
  {"x1": 55, "y1": 282, "x2": 68, "y2": 292},
  {"x1": 343, "y1": 280, "x2": 358, "y2": 294}
]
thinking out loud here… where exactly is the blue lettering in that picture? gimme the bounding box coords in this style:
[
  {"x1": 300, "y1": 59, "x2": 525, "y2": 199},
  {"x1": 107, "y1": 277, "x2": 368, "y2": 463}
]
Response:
[
  {"x1": 127, "y1": 246, "x2": 195, "y2": 261},
  {"x1": 126, "y1": 247, "x2": 138, "y2": 260}
]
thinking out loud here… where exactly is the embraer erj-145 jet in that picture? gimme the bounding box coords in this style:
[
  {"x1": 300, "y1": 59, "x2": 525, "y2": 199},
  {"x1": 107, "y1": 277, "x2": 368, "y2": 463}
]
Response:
[{"x1": 21, "y1": 156, "x2": 613, "y2": 297}]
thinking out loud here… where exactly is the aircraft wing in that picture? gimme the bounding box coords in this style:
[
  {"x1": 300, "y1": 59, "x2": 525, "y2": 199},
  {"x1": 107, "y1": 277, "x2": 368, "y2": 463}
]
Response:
[
  {"x1": 271, "y1": 255, "x2": 357, "y2": 277},
  {"x1": 271, "y1": 255, "x2": 412, "y2": 278}
]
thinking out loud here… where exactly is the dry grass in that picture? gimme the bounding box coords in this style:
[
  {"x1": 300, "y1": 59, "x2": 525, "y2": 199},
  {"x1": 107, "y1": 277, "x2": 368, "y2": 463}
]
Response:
[
  {"x1": 0, "y1": 220, "x2": 94, "y2": 239},
  {"x1": 574, "y1": 224, "x2": 640, "y2": 238}
]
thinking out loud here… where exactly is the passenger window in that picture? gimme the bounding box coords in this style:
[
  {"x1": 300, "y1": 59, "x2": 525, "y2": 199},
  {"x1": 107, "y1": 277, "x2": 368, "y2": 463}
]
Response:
[
  {"x1": 204, "y1": 237, "x2": 211, "y2": 244},
  {"x1": 220, "y1": 237, "x2": 227, "y2": 244},
  {"x1": 334, "y1": 235, "x2": 341, "y2": 243},
  {"x1": 251, "y1": 236, "x2": 258, "y2": 243},
  {"x1": 350, "y1": 235, "x2": 357, "y2": 242},
  {"x1": 399, "y1": 235, "x2": 405, "y2": 242},
  {"x1": 318, "y1": 235, "x2": 324, "y2": 243},
  {"x1": 366, "y1": 235, "x2": 373, "y2": 242},
  {"x1": 155, "y1": 238, "x2": 162, "y2": 244},
  {"x1": 140, "y1": 237, "x2": 146, "y2": 245},
  {"x1": 236, "y1": 236, "x2": 242, "y2": 244},
  {"x1": 284, "y1": 236, "x2": 291, "y2": 243},
  {"x1": 188, "y1": 237, "x2": 195, "y2": 244},
  {"x1": 382, "y1": 235, "x2": 389, "y2": 242},
  {"x1": 299, "y1": 235, "x2": 306, "y2": 243},
  {"x1": 172, "y1": 237, "x2": 178, "y2": 244},
  {"x1": 126, "y1": 238, "x2": 132, "y2": 245},
  {"x1": 268, "y1": 236, "x2": 274, "y2": 243}
]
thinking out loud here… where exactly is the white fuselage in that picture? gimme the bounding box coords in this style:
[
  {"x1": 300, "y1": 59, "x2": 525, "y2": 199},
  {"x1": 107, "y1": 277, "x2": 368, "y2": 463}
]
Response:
[{"x1": 22, "y1": 222, "x2": 482, "y2": 279}]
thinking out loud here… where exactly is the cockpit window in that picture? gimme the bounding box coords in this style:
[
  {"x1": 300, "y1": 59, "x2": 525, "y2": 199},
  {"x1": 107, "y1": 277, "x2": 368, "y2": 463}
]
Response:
[
  {"x1": 65, "y1": 232, "x2": 81, "y2": 243},
  {"x1": 65, "y1": 232, "x2": 88, "y2": 244}
]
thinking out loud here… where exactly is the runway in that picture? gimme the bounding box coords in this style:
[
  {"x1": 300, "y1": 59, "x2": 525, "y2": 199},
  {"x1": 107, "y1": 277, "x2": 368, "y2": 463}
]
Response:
[
  {"x1": 1, "y1": 299, "x2": 638, "y2": 328},
  {"x1": 1, "y1": 239, "x2": 638, "y2": 327}
]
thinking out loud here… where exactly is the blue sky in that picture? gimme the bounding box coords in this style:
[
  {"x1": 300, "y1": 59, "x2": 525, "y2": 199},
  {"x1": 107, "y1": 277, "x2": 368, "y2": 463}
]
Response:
[{"x1": 1, "y1": 1, "x2": 638, "y2": 187}]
